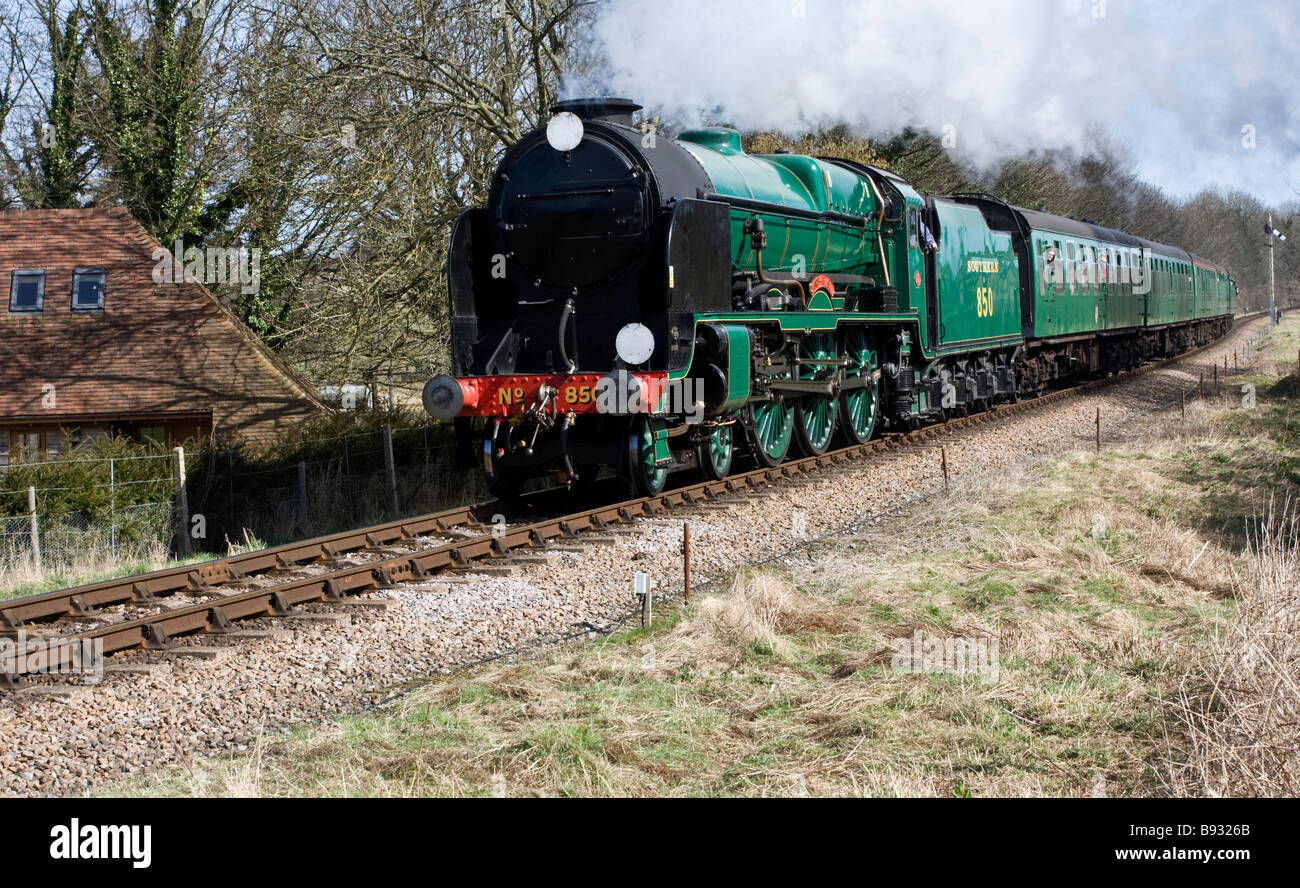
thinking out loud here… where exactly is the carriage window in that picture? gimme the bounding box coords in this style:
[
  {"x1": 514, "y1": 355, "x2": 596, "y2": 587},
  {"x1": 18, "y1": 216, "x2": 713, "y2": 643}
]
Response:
[{"x1": 908, "y1": 207, "x2": 918, "y2": 250}]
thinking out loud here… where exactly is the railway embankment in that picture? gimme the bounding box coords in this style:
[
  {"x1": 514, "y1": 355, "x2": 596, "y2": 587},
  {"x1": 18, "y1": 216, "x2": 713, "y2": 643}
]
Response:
[{"x1": 99, "y1": 316, "x2": 1298, "y2": 797}]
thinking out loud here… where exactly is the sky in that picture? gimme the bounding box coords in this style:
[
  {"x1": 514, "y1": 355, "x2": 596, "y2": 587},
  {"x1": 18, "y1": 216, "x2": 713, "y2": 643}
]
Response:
[{"x1": 571, "y1": 0, "x2": 1300, "y2": 205}]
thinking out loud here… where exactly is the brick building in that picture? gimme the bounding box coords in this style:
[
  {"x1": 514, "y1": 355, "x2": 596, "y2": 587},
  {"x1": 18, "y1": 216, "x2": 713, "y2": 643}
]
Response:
[{"x1": 0, "y1": 207, "x2": 324, "y2": 463}]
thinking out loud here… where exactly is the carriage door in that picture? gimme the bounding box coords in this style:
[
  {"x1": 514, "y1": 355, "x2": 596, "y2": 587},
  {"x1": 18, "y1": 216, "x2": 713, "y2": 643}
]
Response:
[
  {"x1": 1102, "y1": 244, "x2": 1112, "y2": 327},
  {"x1": 918, "y1": 200, "x2": 940, "y2": 348}
]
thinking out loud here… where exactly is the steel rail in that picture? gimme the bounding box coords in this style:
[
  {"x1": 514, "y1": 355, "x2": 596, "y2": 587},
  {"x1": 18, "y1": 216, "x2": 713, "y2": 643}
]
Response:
[{"x1": 0, "y1": 496, "x2": 561, "y2": 631}]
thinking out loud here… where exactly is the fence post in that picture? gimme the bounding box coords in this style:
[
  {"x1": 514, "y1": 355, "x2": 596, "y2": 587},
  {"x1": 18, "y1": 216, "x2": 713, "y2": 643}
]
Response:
[
  {"x1": 109, "y1": 458, "x2": 117, "y2": 559},
  {"x1": 297, "y1": 461, "x2": 309, "y2": 529},
  {"x1": 27, "y1": 486, "x2": 40, "y2": 573},
  {"x1": 173, "y1": 447, "x2": 192, "y2": 558},
  {"x1": 227, "y1": 449, "x2": 235, "y2": 528},
  {"x1": 383, "y1": 423, "x2": 399, "y2": 516}
]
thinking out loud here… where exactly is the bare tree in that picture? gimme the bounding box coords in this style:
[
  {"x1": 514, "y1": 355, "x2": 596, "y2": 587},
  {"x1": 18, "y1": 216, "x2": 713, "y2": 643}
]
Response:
[
  {"x1": 0, "y1": 7, "x2": 34, "y2": 207},
  {"x1": 227, "y1": 0, "x2": 592, "y2": 387}
]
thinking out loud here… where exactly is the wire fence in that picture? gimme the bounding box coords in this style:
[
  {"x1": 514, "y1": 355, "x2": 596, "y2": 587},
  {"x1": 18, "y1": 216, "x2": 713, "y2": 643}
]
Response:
[
  {"x1": 0, "y1": 501, "x2": 175, "y2": 580},
  {"x1": 0, "y1": 422, "x2": 484, "y2": 591}
]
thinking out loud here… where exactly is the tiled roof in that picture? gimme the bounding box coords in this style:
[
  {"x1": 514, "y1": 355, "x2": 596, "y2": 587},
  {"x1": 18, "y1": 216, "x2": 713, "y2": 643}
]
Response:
[{"x1": 0, "y1": 207, "x2": 323, "y2": 441}]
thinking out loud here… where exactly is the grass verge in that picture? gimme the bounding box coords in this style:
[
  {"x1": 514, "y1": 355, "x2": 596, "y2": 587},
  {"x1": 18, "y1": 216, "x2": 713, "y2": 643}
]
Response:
[{"x1": 109, "y1": 321, "x2": 1300, "y2": 797}]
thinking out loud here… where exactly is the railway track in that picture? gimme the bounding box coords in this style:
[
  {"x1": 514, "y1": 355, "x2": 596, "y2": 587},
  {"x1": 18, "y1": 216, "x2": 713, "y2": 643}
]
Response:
[{"x1": 0, "y1": 314, "x2": 1268, "y2": 688}]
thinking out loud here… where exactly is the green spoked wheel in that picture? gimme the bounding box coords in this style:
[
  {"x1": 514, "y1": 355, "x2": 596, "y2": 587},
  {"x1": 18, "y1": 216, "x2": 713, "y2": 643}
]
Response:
[
  {"x1": 793, "y1": 333, "x2": 838, "y2": 456},
  {"x1": 839, "y1": 327, "x2": 880, "y2": 445},
  {"x1": 625, "y1": 415, "x2": 668, "y2": 497},
  {"x1": 697, "y1": 422, "x2": 735, "y2": 480},
  {"x1": 748, "y1": 398, "x2": 793, "y2": 467}
]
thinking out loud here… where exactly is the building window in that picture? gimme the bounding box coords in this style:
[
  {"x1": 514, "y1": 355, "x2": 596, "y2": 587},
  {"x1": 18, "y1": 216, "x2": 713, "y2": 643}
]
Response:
[
  {"x1": 8, "y1": 270, "x2": 45, "y2": 313},
  {"x1": 139, "y1": 425, "x2": 166, "y2": 446},
  {"x1": 71, "y1": 268, "x2": 106, "y2": 311},
  {"x1": 10, "y1": 430, "x2": 45, "y2": 463}
]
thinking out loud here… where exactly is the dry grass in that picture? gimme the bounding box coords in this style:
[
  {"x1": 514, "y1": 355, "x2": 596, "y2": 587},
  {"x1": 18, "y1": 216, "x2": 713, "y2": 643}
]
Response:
[
  {"x1": 0, "y1": 539, "x2": 198, "y2": 601},
  {"x1": 110, "y1": 320, "x2": 1300, "y2": 798},
  {"x1": 1165, "y1": 497, "x2": 1300, "y2": 796}
]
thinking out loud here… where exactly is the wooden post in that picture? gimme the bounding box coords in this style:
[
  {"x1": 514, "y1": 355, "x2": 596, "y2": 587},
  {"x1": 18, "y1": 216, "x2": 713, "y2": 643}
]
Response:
[
  {"x1": 1095, "y1": 407, "x2": 1101, "y2": 453},
  {"x1": 1213, "y1": 363, "x2": 1218, "y2": 394},
  {"x1": 109, "y1": 457, "x2": 117, "y2": 559},
  {"x1": 1200, "y1": 372, "x2": 1205, "y2": 398},
  {"x1": 227, "y1": 449, "x2": 235, "y2": 528},
  {"x1": 297, "y1": 461, "x2": 308, "y2": 528},
  {"x1": 682, "y1": 523, "x2": 692, "y2": 605},
  {"x1": 383, "y1": 424, "x2": 399, "y2": 516},
  {"x1": 342, "y1": 435, "x2": 351, "y2": 476},
  {"x1": 173, "y1": 446, "x2": 191, "y2": 557},
  {"x1": 1233, "y1": 350, "x2": 1238, "y2": 372},
  {"x1": 1181, "y1": 390, "x2": 1186, "y2": 421},
  {"x1": 941, "y1": 446, "x2": 950, "y2": 492},
  {"x1": 27, "y1": 486, "x2": 40, "y2": 573}
]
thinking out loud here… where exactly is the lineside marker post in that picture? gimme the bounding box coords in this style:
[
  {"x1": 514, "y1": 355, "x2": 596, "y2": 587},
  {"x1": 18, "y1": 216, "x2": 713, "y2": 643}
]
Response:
[
  {"x1": 635, "y1": 571, "x2": 651, "y2": 628},
  {"x1": 27, "y1": 486, "x2": 40, "y2": 573},
  {"x1": 682, "y1": 522, "x2": 692, "y2": 605},
  {"x1": 1214, "y1": 363, "x2": 1218, "y2": 394},
  {"x1": 1095, "y1": 408, "x2": 1101, "y2": 453},
  {"x1": 941, "y1": 446, "x2": 950, "y2": 492},
  {"x1": 173, "y1": 447, "x2": 191, "y2": 558},
  {"x1": 1200, "y1": 372, "x2": 1205, "y2": 399},
  {"x1": 383, "y1": 424, "x2": 399, "y2": 517}
]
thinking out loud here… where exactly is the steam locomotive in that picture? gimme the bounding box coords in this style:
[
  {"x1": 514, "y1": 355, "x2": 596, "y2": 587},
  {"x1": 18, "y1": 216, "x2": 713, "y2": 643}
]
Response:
[{"x1": 423, "y1": 97, "x2": 1236, "y2": 497}]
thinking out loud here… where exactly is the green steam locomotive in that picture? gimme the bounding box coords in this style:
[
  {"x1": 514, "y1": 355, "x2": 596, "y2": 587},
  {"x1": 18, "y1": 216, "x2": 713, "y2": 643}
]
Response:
[{"x1": 422, "y1": 98, "x2": 1236, "y2": 497}]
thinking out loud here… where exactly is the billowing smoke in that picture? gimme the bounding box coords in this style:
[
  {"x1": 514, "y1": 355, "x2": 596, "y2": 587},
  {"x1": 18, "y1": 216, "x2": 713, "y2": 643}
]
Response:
[{"x1": 570, "y1": 0, "x2": 1300, "y2": 202}]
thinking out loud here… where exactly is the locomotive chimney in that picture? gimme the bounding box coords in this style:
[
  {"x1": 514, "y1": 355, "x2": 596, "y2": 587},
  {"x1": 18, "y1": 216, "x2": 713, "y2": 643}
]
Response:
[{"x1": 550, "y1": 97, "x2": 642, "y2": 126}]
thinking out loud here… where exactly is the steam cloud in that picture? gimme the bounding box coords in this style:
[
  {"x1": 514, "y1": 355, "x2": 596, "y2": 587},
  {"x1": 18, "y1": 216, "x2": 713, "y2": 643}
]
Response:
[{"x1": 572, "y1": 0, "x2": 1300, "y2": 203}]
